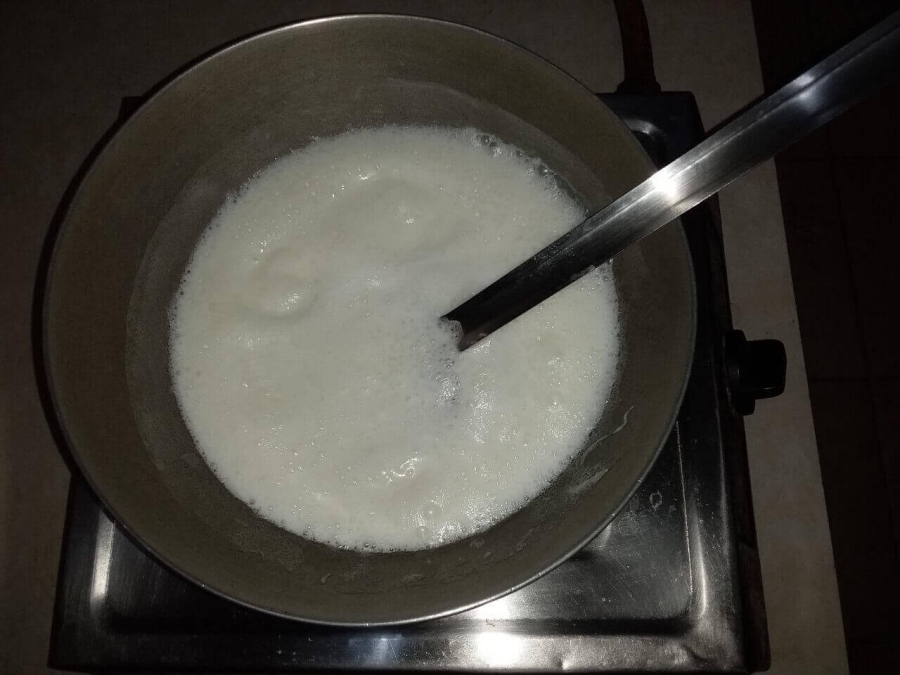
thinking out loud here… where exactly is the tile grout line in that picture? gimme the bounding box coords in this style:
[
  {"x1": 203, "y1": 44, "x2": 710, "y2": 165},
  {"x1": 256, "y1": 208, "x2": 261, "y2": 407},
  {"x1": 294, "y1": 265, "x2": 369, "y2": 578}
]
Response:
[
  {"x1": 808, "y1": 375, "x2": 900, "y2": 384},
  {"x1": 828, "y1": 156, "x2": 900, "y2": 566},
  {"x1": 772, "y1": 4, "x2": 898, "y2": 563}
]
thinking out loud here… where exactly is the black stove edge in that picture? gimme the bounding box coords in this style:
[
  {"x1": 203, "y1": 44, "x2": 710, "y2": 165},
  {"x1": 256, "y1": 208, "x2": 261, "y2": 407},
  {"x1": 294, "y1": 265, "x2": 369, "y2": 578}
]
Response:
[{"x1": 598, "y1": 91, "x2": 770, "y2": 672}]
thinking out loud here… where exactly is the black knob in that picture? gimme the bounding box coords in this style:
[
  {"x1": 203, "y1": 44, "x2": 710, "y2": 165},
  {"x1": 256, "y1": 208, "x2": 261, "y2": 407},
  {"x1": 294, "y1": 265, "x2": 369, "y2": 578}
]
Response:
[{"x1": 724, "y1": 330, "x2": 786, "y2": 415}]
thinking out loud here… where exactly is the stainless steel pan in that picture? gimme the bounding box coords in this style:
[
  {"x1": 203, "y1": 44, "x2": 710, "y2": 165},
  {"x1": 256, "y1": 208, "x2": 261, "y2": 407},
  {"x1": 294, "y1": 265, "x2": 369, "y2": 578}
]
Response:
[{"x1": 43, "y1": 15, "x2": 694, "y2": 625}]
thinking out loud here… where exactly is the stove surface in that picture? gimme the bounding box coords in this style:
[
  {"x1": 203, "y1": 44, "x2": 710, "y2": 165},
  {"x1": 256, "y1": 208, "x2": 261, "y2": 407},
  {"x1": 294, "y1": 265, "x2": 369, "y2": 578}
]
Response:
[{"x1": 49, "y1": 93, "x2": 770, "y2": 673}]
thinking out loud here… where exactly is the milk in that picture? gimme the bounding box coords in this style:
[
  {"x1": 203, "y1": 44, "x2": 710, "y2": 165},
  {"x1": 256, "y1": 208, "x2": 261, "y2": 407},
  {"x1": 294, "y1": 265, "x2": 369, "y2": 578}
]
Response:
[{"x1": 170, "y1": 126, "x2": 619, "y2": 551}]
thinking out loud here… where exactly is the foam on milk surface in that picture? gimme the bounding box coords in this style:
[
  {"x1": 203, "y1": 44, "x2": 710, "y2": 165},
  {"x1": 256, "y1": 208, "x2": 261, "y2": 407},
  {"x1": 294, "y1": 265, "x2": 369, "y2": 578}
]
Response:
[{"x1": 170, "y1": 126, "x2": 619, "y2": 551}]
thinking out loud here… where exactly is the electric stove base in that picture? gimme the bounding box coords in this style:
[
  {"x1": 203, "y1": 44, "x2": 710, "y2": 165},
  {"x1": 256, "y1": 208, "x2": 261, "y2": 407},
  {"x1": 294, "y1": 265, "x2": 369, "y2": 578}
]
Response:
[{"x1": 49, "y1": 92, "x2": 772, "y2": 673}]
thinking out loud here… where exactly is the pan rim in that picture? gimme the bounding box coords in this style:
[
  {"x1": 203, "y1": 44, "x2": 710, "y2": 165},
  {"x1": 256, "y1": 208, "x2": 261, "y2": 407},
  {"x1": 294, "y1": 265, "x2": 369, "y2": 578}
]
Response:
[{"x1": 39, "y1": 13, "x2": 696, "y2": 626}]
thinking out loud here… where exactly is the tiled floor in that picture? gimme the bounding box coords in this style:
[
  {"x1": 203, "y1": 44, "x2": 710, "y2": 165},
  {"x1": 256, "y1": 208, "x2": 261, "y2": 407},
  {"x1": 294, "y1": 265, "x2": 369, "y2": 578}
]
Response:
[{"x1": 753, "y1": 1, "x2": 900, "y2": 672}]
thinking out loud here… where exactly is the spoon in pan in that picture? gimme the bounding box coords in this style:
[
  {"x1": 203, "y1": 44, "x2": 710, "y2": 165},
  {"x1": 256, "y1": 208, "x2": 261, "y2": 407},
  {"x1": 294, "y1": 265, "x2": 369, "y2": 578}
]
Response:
[{"x1": 444, "y1": 10, "x2": 900, "y2": 350}]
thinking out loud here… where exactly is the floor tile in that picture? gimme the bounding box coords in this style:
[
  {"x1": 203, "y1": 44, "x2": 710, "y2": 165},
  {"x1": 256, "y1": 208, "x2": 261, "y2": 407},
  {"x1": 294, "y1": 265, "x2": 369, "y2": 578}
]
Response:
[
  {"x1": 751, "y1": 0, "x2": 812, "y2": 90},
  {"x1": 776, "y1": 160, "x2": 866, "y2": 379},
  {"x1": 829, "y1": 79, "x2": 900, "y2": 159},
  {"x1": 846, "y1": 642, "x2": 900, "y2": 675},
  {"x1": 870, "y1": 378, "x2": 900, "y2": 555},
  {"x1": 835, "y1": 159, "x2": 900, "y2": 378},
  {"x1": 807, "y1": 380, "x2": 899, "y2": 645},
  {"x1": 751, "y1": 0, "x2": 834, "y2": 161},
  {"x1": 803, "y1": 0, "x2": 897, "y2": 60},
  {"x1": 800, "y1": 0, "x2": 900, "y2": 158},
  {"x1": 779, "y1": 125, "x2": 833, "y2": 162}
]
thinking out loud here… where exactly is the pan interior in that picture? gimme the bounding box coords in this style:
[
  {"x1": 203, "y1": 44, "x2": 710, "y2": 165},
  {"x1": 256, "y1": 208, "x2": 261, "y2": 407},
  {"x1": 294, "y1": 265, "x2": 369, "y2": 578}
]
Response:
[{"x1": 44, "y1": 16, "x2": 694, "y2": 625}]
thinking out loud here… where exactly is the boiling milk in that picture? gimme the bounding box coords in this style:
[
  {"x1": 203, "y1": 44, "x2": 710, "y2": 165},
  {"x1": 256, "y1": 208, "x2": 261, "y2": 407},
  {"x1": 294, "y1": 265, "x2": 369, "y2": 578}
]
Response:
[{"x1": 170, "y1": 126, "x2": 620, "y2": 550}]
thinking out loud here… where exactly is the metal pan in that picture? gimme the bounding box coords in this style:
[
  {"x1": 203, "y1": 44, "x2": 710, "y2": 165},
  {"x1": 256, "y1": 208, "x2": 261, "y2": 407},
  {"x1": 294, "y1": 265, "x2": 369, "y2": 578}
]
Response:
[{"x1": 42, "y1": 15, "x2": 694, "y2": 625}]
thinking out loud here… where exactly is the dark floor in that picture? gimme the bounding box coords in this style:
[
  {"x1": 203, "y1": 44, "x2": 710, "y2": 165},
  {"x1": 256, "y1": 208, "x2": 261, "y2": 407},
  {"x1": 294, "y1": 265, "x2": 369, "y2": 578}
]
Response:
[{"x1": 752, "y1": 1, "x2": 900, "y2": 672}]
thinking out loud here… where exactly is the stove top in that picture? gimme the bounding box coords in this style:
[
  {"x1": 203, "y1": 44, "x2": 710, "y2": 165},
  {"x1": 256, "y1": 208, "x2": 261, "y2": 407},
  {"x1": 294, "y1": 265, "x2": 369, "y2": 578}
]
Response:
[{"x1": 48, "y1": 92, "x2": 779, "y2": 673}]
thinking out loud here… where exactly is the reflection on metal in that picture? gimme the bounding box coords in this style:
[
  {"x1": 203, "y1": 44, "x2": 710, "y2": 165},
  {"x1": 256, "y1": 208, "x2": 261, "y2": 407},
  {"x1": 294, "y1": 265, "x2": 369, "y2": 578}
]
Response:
[
  {"x1": 447, "y1": 10, "x2": 900, "y2": 348},
  {"x1": 649, "y1": 171, "x2": 681, "y2": 201},
  {"x1": 88, "y1": 511, "x2": 114, "y2": 609},
  {"x1": 466, "y1": 594, "x2": 516, "y2": 621},
  {"x1": 475, "y1": 631, "x2": 524, "y2": 667},
  {"x1": 368, "y1": 635, "x2": 400, "y2": 666}
]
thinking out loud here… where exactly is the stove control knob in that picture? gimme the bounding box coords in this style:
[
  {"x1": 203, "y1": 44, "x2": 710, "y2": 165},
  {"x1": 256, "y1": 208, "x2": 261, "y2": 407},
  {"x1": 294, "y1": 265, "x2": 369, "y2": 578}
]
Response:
[{"x1": 724, "y1": 330, "x2": 786, "y2": 415}]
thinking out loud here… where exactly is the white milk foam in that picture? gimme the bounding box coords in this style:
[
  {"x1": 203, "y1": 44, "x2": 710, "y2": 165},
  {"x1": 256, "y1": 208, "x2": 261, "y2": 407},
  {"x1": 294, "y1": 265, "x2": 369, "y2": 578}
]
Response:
[{"x1": 170, "y1": 126, "x2": 620, "y2": 551}]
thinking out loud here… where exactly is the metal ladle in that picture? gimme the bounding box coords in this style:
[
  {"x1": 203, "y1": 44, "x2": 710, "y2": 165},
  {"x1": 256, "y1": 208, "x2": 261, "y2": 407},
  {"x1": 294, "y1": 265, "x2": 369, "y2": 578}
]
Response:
[{"x1": 445, "y1": 10, "x2": 900, "y2": 350}]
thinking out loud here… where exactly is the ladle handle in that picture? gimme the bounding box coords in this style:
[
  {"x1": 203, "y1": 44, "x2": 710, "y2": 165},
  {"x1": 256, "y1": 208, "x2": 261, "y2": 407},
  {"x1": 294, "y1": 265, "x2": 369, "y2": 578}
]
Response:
[{"x1": 445, "y1": 10, "x2": 900, "y2": 350}]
